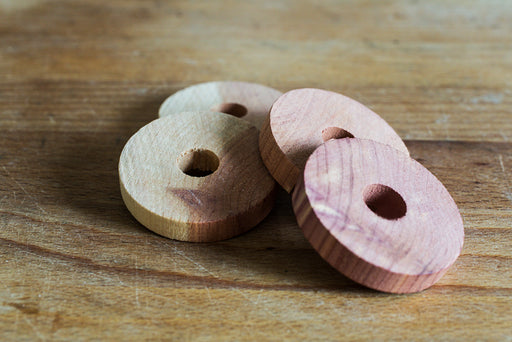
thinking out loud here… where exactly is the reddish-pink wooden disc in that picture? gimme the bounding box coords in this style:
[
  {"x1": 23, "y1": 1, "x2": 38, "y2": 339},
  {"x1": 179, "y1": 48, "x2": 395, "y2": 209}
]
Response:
[
  {"x1": 292, "y1": 138, "x2": 464, "y2": 293},
  {"x1": 259, "y1": 88, "x2": 409, "y2": 192}
]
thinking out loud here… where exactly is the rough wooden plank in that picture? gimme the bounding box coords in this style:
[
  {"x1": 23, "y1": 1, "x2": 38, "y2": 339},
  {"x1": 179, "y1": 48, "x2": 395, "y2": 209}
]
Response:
[
  {"x1": 0, "y1": 137, "x2": 511, "y2": 289},
  {"x1": 1, "y1": 1, "x2": 512, "y2": 87},
  {"x1": 1, "y1": 241, "x2": 511, "y2": 341},
  {"x1": 1, "y1": 139, "x2": 511, "y2": 338},
  {"x1": 1, "y1": 0, "x2": 511, "y2": 340},
  {"x1": 1, "y1": 80, "x2": 510, "y2": 141}
]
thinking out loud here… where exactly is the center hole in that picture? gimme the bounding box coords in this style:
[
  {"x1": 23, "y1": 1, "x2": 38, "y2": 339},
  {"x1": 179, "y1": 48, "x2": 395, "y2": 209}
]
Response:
[
  {"x1": 363, "y1": 184, "x2": 407, "y2": 220},
  {"x1": 321, "y1": 127, "x2": 354, "y2": 142},
  {"x1": 177, "y1": 149, "x2": 219, "y2": 177},
  {"x1": 210, "y1": 102, "x2": 248, "y2": 118}
]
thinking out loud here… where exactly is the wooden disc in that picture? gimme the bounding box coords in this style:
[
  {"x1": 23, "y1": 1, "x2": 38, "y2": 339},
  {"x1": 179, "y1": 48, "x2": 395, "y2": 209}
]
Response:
[
  {"x1": 119, "y1": 111, "x2": 277, "y2": 242},
  {"x1": 259, "y1": 88, "x2": 409, "y2": 193},
  {"x1": 292, "y1": 138, "x2": 464, "y2": 293},
  {"x1": 159, "y1": 81, "x2": 282, "y2": 129}
]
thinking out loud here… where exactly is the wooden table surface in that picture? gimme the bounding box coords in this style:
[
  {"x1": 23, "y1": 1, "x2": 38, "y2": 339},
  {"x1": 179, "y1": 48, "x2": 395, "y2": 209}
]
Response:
[{"x1": 1, "y1": 0, "x2": 511, "y2": 340}]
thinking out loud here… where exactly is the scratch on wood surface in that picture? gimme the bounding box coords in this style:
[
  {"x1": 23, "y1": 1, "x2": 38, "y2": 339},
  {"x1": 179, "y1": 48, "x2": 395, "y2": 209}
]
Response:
[
  {"x1": 505, "y1": 192, "x2": 512, "y2": 203},
  {"x1": 205, "y1": 286, "x2": 213, "y2": 304},
  {"x1": 497, "y1": 154, "x2": 512, "y2": 203},
  {"x1": 435, "y1": 114, "x2": 450, "y2": 124},
  {"x1": 232, "y1": 288, "x2": 298, "y2": 335},
  {"x1": 470, "y1": 93, "x2": 504, "y2": 104},
  {"x1": 135, "y1": 255, "x2": 140, "y2": 307},
  {"x1": 18, "y1": 312, "x2": 46, "y2": 342},
  {"x1": 499, "y1": 131, "x2": 509, "y2": 142},
  {"x1": 2, "y1": 166, "x2": 48, "y2": 215},
  {"x1": 172, "y1": 246, "x2": 217, "y2": 278},
  {"x1": 187, "y1": 189, "x2": 203, "y2": 206},
  {"x1": 498, "y1": 154, "x2": 506, "y2": 174},
  {"x1": 171, "y1": 245, "x2": 293, "y2": 331}
]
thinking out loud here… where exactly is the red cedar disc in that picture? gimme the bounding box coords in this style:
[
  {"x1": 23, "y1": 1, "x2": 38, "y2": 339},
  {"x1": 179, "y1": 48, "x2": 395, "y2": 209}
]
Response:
[
  {"x1": 259, "y1": 88, "x2": 409, "y2": 193},
  {"x1": 159, "y1": 81, "x2": 282, "y2": 129},
  {"x1": 119, "y1": 111, "x2": 277, "y2": 242},
  {"x1": 292, "y1": 138, "x2": 464, "y2": 293}
]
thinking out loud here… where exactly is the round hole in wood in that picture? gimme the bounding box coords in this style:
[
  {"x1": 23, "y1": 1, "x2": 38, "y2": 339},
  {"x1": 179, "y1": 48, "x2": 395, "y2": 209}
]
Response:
[
  {"x1": 211, "y1": 102, "x2": 248, "y2": 118},
  {"x1": 363, "y1": 184, "x2": 407, "y2": 220},
  {"x1": 321, "y1": 127, "x2": 354, "y2": 142},
  {"x1": 177, "y1": 148, "x2": 219, "y2": 177}
]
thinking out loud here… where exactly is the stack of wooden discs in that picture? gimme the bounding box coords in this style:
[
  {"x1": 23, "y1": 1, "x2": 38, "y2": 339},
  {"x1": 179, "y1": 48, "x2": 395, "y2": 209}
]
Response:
[{"x1": 119, "y1": 82, "x2": 464, "y2": 294}]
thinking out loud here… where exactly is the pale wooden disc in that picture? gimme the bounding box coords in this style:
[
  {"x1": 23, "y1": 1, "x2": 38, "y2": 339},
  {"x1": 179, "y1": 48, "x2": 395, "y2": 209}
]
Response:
[
  {"x1": 119, "y1": 111, "x2": 277, "y2": 242},
  {"x1": 259, "y1": 88, "x2": 409, "y2": 192},
  {"x1": 292, "y1": 138, "x2": 464, "y2": 293},
  {"x1": 159, "y1": 81, "x2": 282, "y2": 129}
]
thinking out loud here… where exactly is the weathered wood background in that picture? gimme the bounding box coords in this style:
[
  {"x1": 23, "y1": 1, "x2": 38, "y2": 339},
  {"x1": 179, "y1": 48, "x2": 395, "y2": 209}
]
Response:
[{"x1": 1, "y1": 0, "x2": 511, "y2": 340}]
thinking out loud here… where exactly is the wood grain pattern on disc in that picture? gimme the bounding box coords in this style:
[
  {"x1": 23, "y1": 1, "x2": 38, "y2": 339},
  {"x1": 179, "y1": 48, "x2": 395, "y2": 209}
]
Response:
[
  {"x1": 159, "y1": 81, "x2": 282, "y2": 129},
  {"x1": 292, "y1": 138, "x2": 464, "y2": 293},
  {"x1": 259, "y1": 88, "x2": 409, "y2": 192},
  {"x1": 119, "y1": 111, "x2": 277, "y2": 242}
]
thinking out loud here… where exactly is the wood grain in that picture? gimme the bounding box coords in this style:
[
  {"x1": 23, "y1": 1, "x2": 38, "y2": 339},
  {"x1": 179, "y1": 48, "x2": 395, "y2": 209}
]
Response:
[
  {"x1": 259, "y1": 88, "x2": 409, "y2": 192},
  {"x1": 1, "y1": 0, "x2": 511, "y2": 340},
  {"x1": 159, "y1": 81, "x2": 282, "y2": 129},
  {"x1": 119, "y1": 112, "x2": 276, "y2": 242},
  {"x1": 292, "y1": 138, "x2": 464, "y2": 293}
]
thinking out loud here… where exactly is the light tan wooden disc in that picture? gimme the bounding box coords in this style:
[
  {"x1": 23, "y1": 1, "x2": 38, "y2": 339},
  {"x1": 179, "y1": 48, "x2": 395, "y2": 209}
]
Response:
[
  {"x1": 259, "y1": 88, "x2": 409, "y2": 193},
  {"x1": 119, "y1": 111, "x2": 277, "y2": 242},
  {"x1": 159, "y1": 81, "x2": 282, "y2": 129},
  {"x1": 292, "y1": 138, "x2": 464, "y2": 293}
]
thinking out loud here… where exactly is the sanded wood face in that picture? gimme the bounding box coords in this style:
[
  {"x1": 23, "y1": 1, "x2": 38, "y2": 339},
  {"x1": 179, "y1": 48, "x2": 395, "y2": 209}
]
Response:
[
  {"x1": 119, "y1": 111, "x2": 277, "y2": 242},
  {"x1": 159, "y1": 81, "x2": 282, "y2": 129},
  {"x1": 260, "y1": 88, "x2": 409, "y2": 192},
  {"x1": 292, "y1": 138, "x2": 464, "y2": 293}
]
